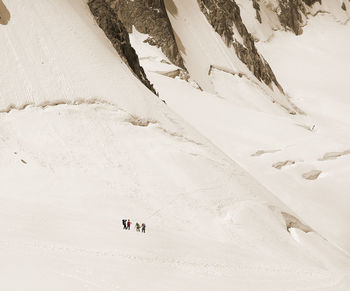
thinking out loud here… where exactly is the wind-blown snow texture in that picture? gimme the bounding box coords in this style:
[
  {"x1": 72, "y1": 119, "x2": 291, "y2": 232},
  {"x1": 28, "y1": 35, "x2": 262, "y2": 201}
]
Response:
[
  {"x1": 140, "y1": 0, "x2": 350, "y2": 254},
  {"x1": 0, "y1": 0, "x2": 350, "y2": 290}
]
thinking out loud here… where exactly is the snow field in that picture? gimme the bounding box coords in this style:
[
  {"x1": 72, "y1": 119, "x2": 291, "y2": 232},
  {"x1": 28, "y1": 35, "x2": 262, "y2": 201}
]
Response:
[
  {"x1": 132, "y1": 0, "x2": 350, "y2": 261},
  {"x1": 0, "y1": 103, "x2": 349, "y2": 290},
  {"x1": 1, "y1": 0, "x2": 350, "y2": 289}
]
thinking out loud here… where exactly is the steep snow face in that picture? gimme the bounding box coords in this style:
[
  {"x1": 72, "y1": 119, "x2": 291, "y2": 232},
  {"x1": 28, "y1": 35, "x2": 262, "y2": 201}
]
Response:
[
  {"x1": 128, "y1": 2, "x2": 350, "y2": 258},
  {"x1": 1, "y1": 0, "x2": 350, "y2": 290},
  {"x1": 163, "y1": 0, "x2": 296, "y2": 113},
  {"x1": 150, "y1": 12, "x2": 350, "y2": 255},
  {"x1": 0, "y1": 0, "x2": 161, "y2": 120},
  {"x1": 255, "y1": 14, "x2": 350, "y2": 252},
  {"x1": 235, "y1": 0, "x2": 281, "y2": 41}
]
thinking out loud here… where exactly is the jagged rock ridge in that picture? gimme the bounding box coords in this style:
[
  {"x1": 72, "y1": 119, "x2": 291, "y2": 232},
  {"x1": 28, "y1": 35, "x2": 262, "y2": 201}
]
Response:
[
  {"x1": 276, "y1": 0, "x2": 321, "y2": 35},
  {"x1": 88, "y1": 0, "x2": 157, "y2": 94},
  {"x1": 252, "y1": 0, "x2": 349, "y2": 36},
  {"x1": 197, "y1": 0, "x2": 283, "y2": 92},
  {"x1": 104, "y1": 0, "x2": 185, "y2": 69}
]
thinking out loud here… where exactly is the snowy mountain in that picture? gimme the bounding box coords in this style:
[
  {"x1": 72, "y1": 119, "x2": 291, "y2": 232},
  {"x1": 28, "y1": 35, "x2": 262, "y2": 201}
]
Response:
[{"x1": 0, "y1": 0, "x2": 349, "y2": 290}]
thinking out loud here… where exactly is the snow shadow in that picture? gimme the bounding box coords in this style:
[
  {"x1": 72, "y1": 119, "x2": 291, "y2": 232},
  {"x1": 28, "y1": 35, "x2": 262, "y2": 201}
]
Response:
[
  {"x1": 173, "y1": 30, "x2": 187, "y2": 55},
  {"x1": 0, "y1": 0, "x2": 10, "y2": 25},
  {"x1": 164, "y1": 0, "x2": 178, "y2": 16}
]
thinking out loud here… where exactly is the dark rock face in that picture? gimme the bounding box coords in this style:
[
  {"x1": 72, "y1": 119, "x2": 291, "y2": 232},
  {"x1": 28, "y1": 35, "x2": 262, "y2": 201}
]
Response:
[
  {"x1": 252, "y1": 0, "x2": 262, "y2": 23},
  {"x1": 277, "y1": 0, "x2": 321, "y2": 35},
  {"x1": 342, "y1": 2, "x2": 346, "y2": 11},
  {"x1": 197, "y1": 0, "x2": 283, "y2": 92},
  {"x1": 88, "y1": 0, "x2": 157, "y2": 94},
  {"x1": 105, "y1": 0, "x2": 185, "y2": 69},
  {"x1": 278, "y1": 0, "x2": 306, "y2": 35},
  {"x1": 0, "y1": 0, "x2": 10, "y2": 25},
  {"x1": 251, "y1": 0, "x2": 321, "y2": 35}
]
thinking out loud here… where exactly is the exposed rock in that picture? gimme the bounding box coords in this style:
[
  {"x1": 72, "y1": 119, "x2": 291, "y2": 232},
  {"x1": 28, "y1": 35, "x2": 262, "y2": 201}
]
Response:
[
  {"x1": 272, "y1": 160, "x2": 295, "y2": 169},
  {"x1": 0, "y1": 0, "x2": 10, "y2": 25},
  {"x1": 105, "y1": 0, "x2": 185, "y2": 69},
  {"x1": 253, "y1": 0, "x2": 321, "y2": 35},
  {"x1": 303, "y1": 0, "x2": 321, "y2": 6},
  {"x1": 126, "y1": 116, "x2": 157, "y2": 127},
  {"x1": 302, "y1": 170, "x2": 322, "y2": 180},
  {"x1": 88, "y1": 0, "x2": 157, "y2": 94},
  {"x1": 277, "y1": 0, "x2": 306, "y2": 35},
  {"x1": 197, "y1": 0, "x2": 283, "y2": 92},
  {"x1": 282, "y1": 212, "x2": 313, "y2": 233},
  {"x1": 342, "y1": 2, "x2": 347, "y2": 11},
  {"x1": 319, "y1": 149, "x2": 350, "y2": 161},
  {"x1": 252, "y1": 0, "x2": 262, "y2": 23},
  {"x1": 159, "y1": 69, "x2": 190, "y2": 80}
]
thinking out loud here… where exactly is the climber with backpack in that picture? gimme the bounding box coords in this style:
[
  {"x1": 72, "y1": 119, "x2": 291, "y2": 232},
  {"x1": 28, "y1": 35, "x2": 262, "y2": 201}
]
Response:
[{"x1": 127, "y1": 219, "x2": 131, "y2": 230}]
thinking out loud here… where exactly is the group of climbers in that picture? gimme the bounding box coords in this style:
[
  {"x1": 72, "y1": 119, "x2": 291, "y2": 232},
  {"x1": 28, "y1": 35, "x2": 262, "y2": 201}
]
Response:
[{"x1": 122, "y1": 219, "x2": 146, "y2": 233}]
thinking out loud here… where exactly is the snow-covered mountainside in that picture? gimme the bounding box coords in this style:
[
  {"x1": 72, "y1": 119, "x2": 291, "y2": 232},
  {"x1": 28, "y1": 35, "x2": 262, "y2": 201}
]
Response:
[
  {"x1": 125, "y1": 0, "x2": 350, "y2": 255},
  {"x1": 1, "y1": 0, "x2": 350, "y2": 290}
]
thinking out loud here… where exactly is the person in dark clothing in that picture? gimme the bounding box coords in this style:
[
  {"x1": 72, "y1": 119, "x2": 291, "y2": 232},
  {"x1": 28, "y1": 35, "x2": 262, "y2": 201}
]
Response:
[
  {"x1": 141, "y1": 223, "x2": 146, "y2": 233},
  {"x1": 122, "y1": 219, "x2": 127, "y2": 230},
  {"x1": 127, "y1": 219, "x2": 131, "y2": 230},
  {"x1": 135, "y1": 222, "x2": 141, "y2": 232}
]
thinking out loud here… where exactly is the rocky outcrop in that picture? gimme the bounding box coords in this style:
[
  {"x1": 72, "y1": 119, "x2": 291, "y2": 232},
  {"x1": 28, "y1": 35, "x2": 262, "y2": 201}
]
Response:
[
  {"x1": 197, "y1": 0, "x2": 283, "y2": 92},
  {"x1": 342, "y1": 2, "x2": 347, "y2": 11},
  {"x1": 319, "y1": 149, "x2": 350, "y2": 161},
  {"x1": 272, "y1": 160, "x2": 295, "y2": 170},
  {"x1": 282, "y1": 212, "x2": 312, "y2": 233},
  {"x1": 302, "y1": 170, "x2": 322, "y2": 180},
  {"x1": 252, "y1": 0, "x2": 262, "y2": 23},
  {"x1": 88, "y1": 0, "x2": 157, "y2": 94},
  {"x1": 251, "y1": 0, "x2": 349, "y2": 36},
  {"x1": 276, "y1": 0, "x2": 321, "y2": 35},
  {"x1": 0, "y1": 0, "x2": 10, "y2": 25},
  {"x1": 104, "y1": 0, "x2": 185, "y2": 69}
]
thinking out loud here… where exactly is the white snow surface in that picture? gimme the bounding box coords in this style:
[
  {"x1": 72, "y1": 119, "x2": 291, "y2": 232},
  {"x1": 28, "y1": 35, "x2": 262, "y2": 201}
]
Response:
[
  {"x1": 0, "y1": 0, "x2": 167, "y2": 124},
  {"x1": 163, "y1": 0, "x2": 296, "y2": 113},
  {"x1": 1, "y1": 0, "x2": 350, "y2": 290},
  {"x1": 236, "y1": 0, "x2": 350, "y2": 42},
  {"x1": 1, "y1": 103, "x2": 350, "y2": 291},
  {"x1": 143, "y1": 7, "x2": 350, "y2": 256}
]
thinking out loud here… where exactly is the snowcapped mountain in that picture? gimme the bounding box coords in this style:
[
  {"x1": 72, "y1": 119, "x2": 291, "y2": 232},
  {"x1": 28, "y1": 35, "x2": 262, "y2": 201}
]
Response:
[
  {"x1": 0, "y1": 0, "x2": 349, "y2": 290},
  {"x1": 116, "y1": 0, "x2": 350, "y2": 255}
]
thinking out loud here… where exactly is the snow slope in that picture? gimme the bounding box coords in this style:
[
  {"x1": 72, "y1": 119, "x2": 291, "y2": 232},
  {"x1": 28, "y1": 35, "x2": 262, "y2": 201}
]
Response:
[
  {"x1": 236, "y1": 0, "x2": 350, "y2": 41},
  {"x1": 163, "y1": 0, "x2": 295, "y2": 113},
  {"x1": 1, "y1": 103, "x2": 350, "y2": 291},
  {"x1": 0, "y1": 0, "x2": 164, "y2": 122},
  {"x1": 144, "y1": 9, "x2": 350, "y2": 255},
  {"x1": 1, "y1": 0, "x2": 350, "y2": 290}
]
